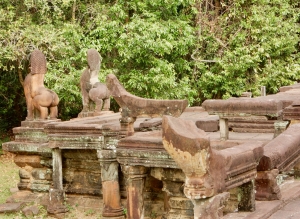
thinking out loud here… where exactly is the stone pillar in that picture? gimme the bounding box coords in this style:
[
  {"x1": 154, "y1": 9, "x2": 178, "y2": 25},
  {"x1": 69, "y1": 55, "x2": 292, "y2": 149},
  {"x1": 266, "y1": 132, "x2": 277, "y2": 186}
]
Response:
[
  {"x1": 219, "y1": 118, "x2": 229, "y2": 140},
  {"x1": 119, "y1": 116, "x2": 136, "y2": 137},
  {"x1": 48, "y1": 148, "x2": 68, "y2": 216},
  {"x1": 52, "y1": 149, "x2": 63, "y2": 190},
  {"x1": 119, "y1": 108, "x2": 136, "y2": 137},
  {"x1": 122, "y1": 165, "x2": 147, "y2": 219},
  {"x1": 255, "y1": 169, "x2": 281, "y2": 200},
  {"x1": 160, "y1": 181, "x2": 193, "y2": 219},
  {"x1": 98, "y1": 150, "x2": 124, "y2": 219},
  {"x1": 192, "y1": 192, "x2": 229, "y2": 219},
  {"x1": 238, "y1": 180, "x2": 255, "y2": 212},
  {"x1": 261, "y1": 86, "x2": 266, "y2": 96}
]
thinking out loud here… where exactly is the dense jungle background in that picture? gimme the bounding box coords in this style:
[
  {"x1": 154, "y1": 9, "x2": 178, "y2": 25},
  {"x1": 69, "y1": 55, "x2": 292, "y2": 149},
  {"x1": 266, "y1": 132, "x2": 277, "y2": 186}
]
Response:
[{"x1": 0, "y1": 0, "x2": 299, "y2": 139}]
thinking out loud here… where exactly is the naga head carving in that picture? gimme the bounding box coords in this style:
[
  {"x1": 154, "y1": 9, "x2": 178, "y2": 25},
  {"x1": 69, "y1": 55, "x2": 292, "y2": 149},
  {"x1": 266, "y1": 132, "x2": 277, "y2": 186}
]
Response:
[{"x1": 30, "y1": 49, "x2": 47, "y2": 75}]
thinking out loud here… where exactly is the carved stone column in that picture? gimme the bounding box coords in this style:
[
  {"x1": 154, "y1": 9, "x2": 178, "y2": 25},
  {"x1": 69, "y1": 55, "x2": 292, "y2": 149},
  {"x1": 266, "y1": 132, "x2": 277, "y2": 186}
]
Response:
[
  {"x1": 150, "y1": 168, "x2": 193, "y2": 218},
  {"x1": 122, "y1": 165, "x2": 148, "y2": 219},
  {"x1": 238, "y1": 180, "x2": 255, "y2": 211},
  {"x1": 52, "y1": 149, "x2": 63, "y2": 191},
  {"x1": 98, "y1": 150, "x2": 124, "y2": 219},
  {"x1": 164, "y1": 182, "x2": 193, "y2": 219},
  {"x1": 225, "y1": 180, "x2": 256, "y2": 213},
  {"x1": 48, "y1": 148, "x2": 68, "y2": 216},
  {"x1": 119, "y1": 108, "x2": 136, "y2": 137}
]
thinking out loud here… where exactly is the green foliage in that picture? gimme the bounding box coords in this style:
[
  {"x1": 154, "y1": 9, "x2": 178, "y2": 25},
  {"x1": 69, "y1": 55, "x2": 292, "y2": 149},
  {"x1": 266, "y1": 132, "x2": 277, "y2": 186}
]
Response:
[
  {"x1": 193, "y1": 0, "x2": 300, "y2": 100},
  {"x1": 0, "y1": 0, "x2": 299, "y2": 133}
]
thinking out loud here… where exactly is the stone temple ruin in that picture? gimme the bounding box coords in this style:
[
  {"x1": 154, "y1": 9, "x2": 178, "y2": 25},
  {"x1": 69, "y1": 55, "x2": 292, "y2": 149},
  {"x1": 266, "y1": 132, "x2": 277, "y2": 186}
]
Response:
[{"x1": 2, "y1": 49, "x2": 300, "y2": 218}]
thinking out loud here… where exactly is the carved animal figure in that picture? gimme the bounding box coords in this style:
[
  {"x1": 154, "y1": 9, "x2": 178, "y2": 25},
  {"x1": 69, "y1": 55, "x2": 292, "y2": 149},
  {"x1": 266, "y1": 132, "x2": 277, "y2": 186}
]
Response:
[
  {"x1": 80, "y1": 49, "x2": 110, "y2": 114},
  {"x1": 23, "y1": 49, "x2": 59, "y2": 120},
  {"x1": 106, "y1": 73, "x2": 188, "y2": 118}
]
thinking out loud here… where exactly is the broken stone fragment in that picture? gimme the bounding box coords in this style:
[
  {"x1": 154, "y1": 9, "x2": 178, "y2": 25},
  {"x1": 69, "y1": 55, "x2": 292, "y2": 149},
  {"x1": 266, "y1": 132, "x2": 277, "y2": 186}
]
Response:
[
  {"x1": 22, "y1": 205, "x2": 40, "y2": 217},
  {"x1": 0, "y1": 202, "x2": 25, "y2": 213}
]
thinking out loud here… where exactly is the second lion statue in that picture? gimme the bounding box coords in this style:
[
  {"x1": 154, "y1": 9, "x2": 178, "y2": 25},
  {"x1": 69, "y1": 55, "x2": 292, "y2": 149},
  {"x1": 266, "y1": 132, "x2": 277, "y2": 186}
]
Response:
[{"x1": 79, "y1": 49, "x2": 110, "y2": 117}]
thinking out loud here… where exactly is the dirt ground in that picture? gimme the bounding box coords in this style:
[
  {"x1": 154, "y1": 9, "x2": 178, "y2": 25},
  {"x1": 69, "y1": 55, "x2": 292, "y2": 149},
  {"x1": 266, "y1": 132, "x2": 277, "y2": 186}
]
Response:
[
  {"x1": 0, "y1": 152, "x2": 103, "y2": 219},
  {"x1": 0, "y1": 153, "x2": 19, "y2": 204}
]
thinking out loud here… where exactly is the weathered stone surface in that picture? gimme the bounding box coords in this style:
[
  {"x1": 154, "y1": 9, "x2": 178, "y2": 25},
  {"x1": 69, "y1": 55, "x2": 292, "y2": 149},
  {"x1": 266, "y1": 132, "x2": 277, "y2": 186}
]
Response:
[
  {"x1": 107, "y1": 74, "x2": 188, "y2": 118},
  {"x1": 14, "y1": 155, "x2": 43, "y2": 168},
  {"x1": 117, "y1": 133, "x2": 177, "y2": 168},
  {"x1": 283, "y1": 104, "x2": 300, "y2": 120},
  {"x1": 139, "y1": 118, "x2": 162, "y2": 132},
  {"x1": 21, "y1": 119, "x2": 61, "y2": 128},
  {"x1": 47, "y1": 189, "x2": 68, "y2": 215},
  {"x1": 257, "y1": 123, "x2": 300, "y2": 171},
  {"x1": 79, "y1": 49, "x2": 111, "y2": 117},
  {"x1": 193, "y1": 192, "x2": 230, "y2": 219},
  {"x1": 19, "y1": 168, "x2": 31, "y2": 179},
  {"x1": 6, "y1": 191, "x2": 33, "y2": 203},
  {"x1": 228, "y1": 116, "x2": 275, "y2": 133},
  {"x1": 0, "y1": 202, "x2": 24, "y2": 213},
  {"x1": 279, "y1": 83, "x2": 300, "y2": 92},
  {"x1": 150, "y1": 168, "x2": 185, "y2": 183},
  {"x1": 202, "y1": 98, "x2": 283, "y2": 118},
  {"x1": 31, "y1": 168, "x2": 52, "y2": 180},
  {"x1": 62, "y1": 149, "x2": 102, "y2": 195},
  {"x1": 122, "y1": 165, "x2": 148, "y2": 219},
  {"x1": 220, "y1": 142, "x2": 263, "y2": 189},
  {"x1": 22, "y1": 205, "x2": 40, "y2": 217},
  {"x1": 162, "y1": 115, "x2": 264, "y2": 218},
  {"x1": 162, "y1": 116, "x2": 217, "y2": 199},
  {"x1": 195, "y1": 115, "x2": 219, "y2": 132},
  {"x1": 167, "y1": 197, "x2": 194, "y2": 219},
  {"x1": 2, "y1": 141, "x2": 52, "y2": 156},
  {"x1": 13, "y1": 127, "x2": 48, "y2": 143},
  {"x1": 31, "y1": 180, "x2": 51, "y2": 192},
  {"x1": 255, "y1": 169, "x2": 281, "y2": 201},
  {"x1": 24, "y1": 49, "x2": 59, "y2": 120}
]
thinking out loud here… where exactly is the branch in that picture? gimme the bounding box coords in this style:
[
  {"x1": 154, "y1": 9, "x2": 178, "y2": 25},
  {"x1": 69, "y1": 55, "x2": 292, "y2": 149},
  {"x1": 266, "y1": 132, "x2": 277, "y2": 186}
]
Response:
[
  {"x1": 191, "y1": 48, "x2": 219, "y2": 63},
  {"x1": 72, "y1": 0, "x2": 76, "y2": 23},
  {"x1": 17, "y1": 59, "x2": 24, "y2": 87}
]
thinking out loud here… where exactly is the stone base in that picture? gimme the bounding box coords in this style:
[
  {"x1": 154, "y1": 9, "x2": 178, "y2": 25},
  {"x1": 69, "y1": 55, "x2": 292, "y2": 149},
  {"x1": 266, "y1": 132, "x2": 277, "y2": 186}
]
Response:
[
  {"x1": 47, "y1": 189, "x2": 68, "y2": 215},
  {"x1": 78, "y1": 111, "x2": 94, "y2": 118},
  {"x1": 78, "y1": 110, "x2": 114, "y2": 118},
  {"x1": 255, "y1": 170, "x2": 281, "y2": 201},
  {"x1": 21, "y1": 119, "x2": 61, "y2": 128}
]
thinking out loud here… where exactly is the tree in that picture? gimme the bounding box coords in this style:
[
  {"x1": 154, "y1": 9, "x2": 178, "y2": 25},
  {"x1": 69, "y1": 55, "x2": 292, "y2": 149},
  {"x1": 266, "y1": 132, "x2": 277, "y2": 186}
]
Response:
[
  {"x1": 0, "y1": 0, "x2": 299, "y2": 135},
  {"x1": 193, "y1": 0, "x2": 300, "y2": 100}
]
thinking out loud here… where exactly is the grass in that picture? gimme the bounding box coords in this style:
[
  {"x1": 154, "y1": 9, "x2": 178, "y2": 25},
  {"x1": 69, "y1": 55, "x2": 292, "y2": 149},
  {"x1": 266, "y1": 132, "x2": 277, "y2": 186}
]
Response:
[
  {"x1": 0, "y1": 155, "x2": 19, "y2": 204},
  {"x1": 0, "y1": 136, "x2": 10, "y2": 156}
]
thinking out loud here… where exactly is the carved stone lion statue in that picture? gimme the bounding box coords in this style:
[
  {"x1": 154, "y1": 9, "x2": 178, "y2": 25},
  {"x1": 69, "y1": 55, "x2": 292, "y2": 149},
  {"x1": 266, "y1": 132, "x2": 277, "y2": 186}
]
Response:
[
  {"x1": 23, "y1": 49, "x2": 59, "y2": 120},
  {"x1": 79, "y1": 49, "x2": 110, "y2": 117}
]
